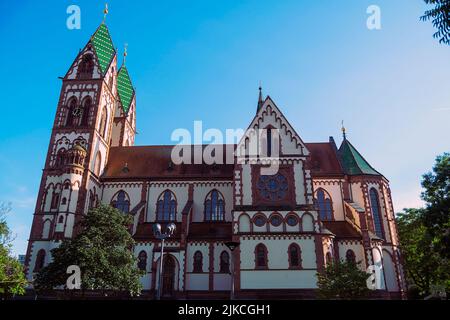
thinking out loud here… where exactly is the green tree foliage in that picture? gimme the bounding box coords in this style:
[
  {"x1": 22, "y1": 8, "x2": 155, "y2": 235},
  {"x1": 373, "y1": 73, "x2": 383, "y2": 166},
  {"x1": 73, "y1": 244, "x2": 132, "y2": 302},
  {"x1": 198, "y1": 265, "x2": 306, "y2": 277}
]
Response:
[
  {"x1": 397, "y1": 153, "x2": 450, "y2": 297},
  {"x1": 0, "y1": 202, "x2": 27, "y2": 298},
  {"x1": 316, "y1": 260, "x2": 370, "y2": 299},
  {"x1": 421, "y1": 0, "x2": 450, "y2": 44},
  {"x1": 34, "y1": 204, "x2": 143, "y2": 297},
  {"x1": 421, "y1": 153, "x2": 450, "y2": 259}
]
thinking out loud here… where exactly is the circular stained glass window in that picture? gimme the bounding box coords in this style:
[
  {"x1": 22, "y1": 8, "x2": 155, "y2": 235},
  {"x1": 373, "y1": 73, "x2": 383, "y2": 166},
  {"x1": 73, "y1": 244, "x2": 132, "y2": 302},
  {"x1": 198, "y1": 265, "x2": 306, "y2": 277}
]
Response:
[
  {"x1": 257, "y1": 173, "x2": 288, "y2": 201},
  {"x1": 270, "y1": 215, "x2": 282, "y2": 226},
  {"x1": 286, "y1": 215, "x2": 298, "y2": 226},
  {"x1": 254, "y1": 215, "x2": 266, "y2": 227}
]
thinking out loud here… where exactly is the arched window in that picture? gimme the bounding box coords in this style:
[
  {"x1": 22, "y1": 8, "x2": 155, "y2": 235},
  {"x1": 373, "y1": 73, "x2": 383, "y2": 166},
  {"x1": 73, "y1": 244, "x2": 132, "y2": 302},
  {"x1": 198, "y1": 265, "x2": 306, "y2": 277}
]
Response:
[
  {"x1": 61, "y1": 198, "x2": 67, "y2": 205},
  {"x1": 94, "y1": 151, "x2": 102, "y2": 176},
  {"x1": 55, "y1": 148, "x2": 66, "y2": 168},
  {"x1": 80, "y1": 97, "x2": 91, "y2": 126},
  {"x1": 204, "y1": 189, "x2": 225, "y2": 221},
  {"x1": 255, "y1": 244, "x2": 268, "y2": 269},
  {"x1": 193, "y1": 251, "x2": 203, "y2": 273},
  {"x1": 156, "y1": 190, "x2": 177, "y2": 221},
  {"x1": 346, "y1": 249, "x2": 356, "y2": 264},
  {"x1": 220, "y1": 251, "x2": 230, "y2": 273},
  {"x1": 111, "y1": 190, "x2": 130, "y2": 213},
  {"x1": 369, "y1": 188, "x2": 384, "y2": 239},
  {"x1": 314, "y1": 189, "x2": 333, "y2": 220},
  {"x1": 138, "y1": 251, "x2": 147, "y2": 271},
  {"x1": 50, "y1": 192, "x2": 60, "y2": 209},
  {"x1": 267, "y1": 127, "x2": 272, "y2": 157},
  {"x1": 65, "y1": 98, "x2": 77, "y2": 127},
  {"x1": 99, "y1": 106, "x2": 108, "y2": 138},
  {"x1": 34, "y1": 249, "x2": 46, "y2": 272},
  {"x1": 77, "y1": 54, "x2": 94, "y2": 79},
  {"x1": 288, "y1": 244, "x2": 302, "y2": 269},
  {"x1": 88, "y1": 190, "x2": 95, "y2": 209},
  {"x1": 58, "y1": 215, "x2": 64, "y2": 223},
  {"x1": 326, "y1": 252, "x2": 333, "y2": 265}
]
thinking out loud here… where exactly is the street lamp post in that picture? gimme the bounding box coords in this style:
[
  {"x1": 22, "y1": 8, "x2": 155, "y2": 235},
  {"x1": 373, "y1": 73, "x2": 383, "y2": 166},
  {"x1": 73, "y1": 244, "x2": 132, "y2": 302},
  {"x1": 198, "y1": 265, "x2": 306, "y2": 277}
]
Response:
[
  {"x1": 225, "y1": 241, "x2": 240, "y2": 300},
  {"x1": 153, "y1": 222, "x2": 176, "y2": 300}
]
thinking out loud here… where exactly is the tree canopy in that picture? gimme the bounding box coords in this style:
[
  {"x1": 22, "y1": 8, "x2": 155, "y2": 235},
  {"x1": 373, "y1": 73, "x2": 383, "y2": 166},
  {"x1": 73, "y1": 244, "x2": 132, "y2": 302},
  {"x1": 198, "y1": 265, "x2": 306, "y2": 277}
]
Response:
[
  {"x1": 421, "y1": 0, "x2": 450, "y2": 44},
  {"x1": 397, "y1": 153, "x2": 450, "y2": 297},
  {"x1": 0, "y1": 202, "x2": 27, "y2": 298},
  {"x1": 34, "y1": 204, "x2": 143, "y2": 297},
  {"x1": 316, "y1": 260, "x2": 370, "y2": 299}
]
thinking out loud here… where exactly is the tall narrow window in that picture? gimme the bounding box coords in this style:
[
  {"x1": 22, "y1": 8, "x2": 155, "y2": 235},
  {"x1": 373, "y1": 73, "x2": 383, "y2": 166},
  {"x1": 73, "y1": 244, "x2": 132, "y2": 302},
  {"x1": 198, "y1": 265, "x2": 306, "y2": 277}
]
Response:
[
  {"x1": 204, "y1": 189, "x2": 225, "y2": 221},
  {"x1": 346, "y1": 249, "x2": 356, "y2": 264},
  {"x1": 326, "y1": 252, "x2": 333, "y2": 265},
  {"x1": 370, "y1": 188, "x2": 384, "y2": 239},
  {"x1": 255, "y1": 244, "x2": 268, "y2": 269},
  {"x1": 80, "y1": 97, "x2": 91, "y2": 126},
  {"x1": 220, "y1": 251, "x2": 230, "y2": 273},
  {"x1": 314, "y1": 189, "x2": 333, "y2": 220},
  {"x1": 111, "y1": 190, "x2": 130, "y2": 213},
  {"x1": 99, "y1": 106, "x2": 108, "y2": 138},
  {"x1": 50, "y1": 192, "x2": 60, "y2": 209},
  {"x1": 94, "y1": 152, "x2": 102, "y2": 176},
  {"x1": 77, "y1": 54, "x2": 94, "y2": 79},
  {"x1": 156, "y1": 190, "x2": 177, "y2": 221},
  {"x1": 288, "y1": 244, "x2": 302, "y2": 269},
  {"x1": 65, "y1": 98, "x2": 77, "y2": 127},
  {"x1": 34, "y1": 249, "x2": 46, "y2": 272},
  {"x1": 193, "y1": 251, "x2": 203, "y2": 273},
  {"x1": 267, "y1": 128, "x2": 272, "y2": 157},
  {"x1": 138, "y1": 251, "x2": 147, "y2": 271}
]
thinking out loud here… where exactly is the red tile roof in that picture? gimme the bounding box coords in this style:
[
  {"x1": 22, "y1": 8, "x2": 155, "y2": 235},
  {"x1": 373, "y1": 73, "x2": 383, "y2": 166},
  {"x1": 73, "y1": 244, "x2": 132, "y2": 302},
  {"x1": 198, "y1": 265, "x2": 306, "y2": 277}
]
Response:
[
  {"x1": 102, "y1": 142, "x2": 344, "y2": 180},
  {"x1": 304, "y1": 142, "x2": 343, "y2": 176},
  {"x1": 322, "y1": 221, "x2": 361, "y2": 238},
  {"x1": 103, "y1": 145, "x2": 235, "y2": 180}
]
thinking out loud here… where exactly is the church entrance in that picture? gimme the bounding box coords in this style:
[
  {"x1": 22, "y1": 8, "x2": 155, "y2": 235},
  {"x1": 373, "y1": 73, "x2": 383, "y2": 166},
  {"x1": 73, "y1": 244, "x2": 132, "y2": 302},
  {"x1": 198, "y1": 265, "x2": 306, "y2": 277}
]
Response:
[{"x1": 162, "y1": 255, "x2": 175, "y2": 297}]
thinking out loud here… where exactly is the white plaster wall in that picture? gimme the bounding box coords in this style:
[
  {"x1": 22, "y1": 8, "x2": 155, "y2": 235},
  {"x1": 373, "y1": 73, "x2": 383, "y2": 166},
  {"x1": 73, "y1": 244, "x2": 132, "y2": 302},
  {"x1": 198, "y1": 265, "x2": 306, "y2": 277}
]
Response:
[
  {"x1": 314, "y1": 180, "x2": 345, "y2": 221},
  {"x1": 27, "y1": 241, "x2": 61, "y2": 281},
  {"x1": 293, "y1": 161, "x2": 306, "y2": 205},
  {"x1": 239, "y1": 237, "x2": 317, "y2": 270},
  {"x1": 241, "y1": 270, "x2": 317, "y2": 289},
  {"x1": 241, "y1": 165, "x2": 252, "y2": 205},
  {"x1": 214, "y1": 274, "x2": 231, "y2": 290},
  {"x1": 252, "y1": 103, "x2": 306, "y2": 156},
  {"x1": 147, "y1": 184, "x2": 189, "y2": 222},
  {"x1": 338, "y1": 241, "x2": 366, "y2": 269},
  {"x1": 134, "y1": 243, "x2": 153, "y2": 290},
  {"x1": 192, "y1": 184, "x2": 233, "y2": 222},
  {"x1": 102, "y1": 183, "x2": 142, "y2": 210}
]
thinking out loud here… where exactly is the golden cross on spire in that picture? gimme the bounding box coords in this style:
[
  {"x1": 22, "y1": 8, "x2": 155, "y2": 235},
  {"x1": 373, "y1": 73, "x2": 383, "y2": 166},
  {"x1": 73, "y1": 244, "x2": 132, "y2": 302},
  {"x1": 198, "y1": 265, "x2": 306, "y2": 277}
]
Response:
[
  {"x1": 341, "y1": 120, "x2": 347, "y2": 140},
  {"x1": 103, "y1": 3, "x2": 109, "y2": 22}
]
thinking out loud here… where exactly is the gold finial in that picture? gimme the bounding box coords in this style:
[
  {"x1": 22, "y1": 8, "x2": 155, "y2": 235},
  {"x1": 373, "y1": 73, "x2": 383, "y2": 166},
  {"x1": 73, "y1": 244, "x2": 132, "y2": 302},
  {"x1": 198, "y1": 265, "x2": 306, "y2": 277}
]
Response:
[
  {"x1": 123, "y1": 43, "x2": 128, "y2": 65},
  {"x1": 341, "y1": 120, "x2": 346, "y2": 140},
  {"x1": 103, "y1": 3, "x2": 109, "y2": 22}
]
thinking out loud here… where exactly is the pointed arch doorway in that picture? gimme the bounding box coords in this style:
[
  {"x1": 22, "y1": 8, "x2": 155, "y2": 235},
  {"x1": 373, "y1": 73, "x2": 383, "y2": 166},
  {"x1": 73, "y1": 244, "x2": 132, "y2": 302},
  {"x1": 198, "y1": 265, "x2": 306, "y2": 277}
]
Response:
[{"x1": 162, "y1": 255, "x2": 176, "y2": 298}]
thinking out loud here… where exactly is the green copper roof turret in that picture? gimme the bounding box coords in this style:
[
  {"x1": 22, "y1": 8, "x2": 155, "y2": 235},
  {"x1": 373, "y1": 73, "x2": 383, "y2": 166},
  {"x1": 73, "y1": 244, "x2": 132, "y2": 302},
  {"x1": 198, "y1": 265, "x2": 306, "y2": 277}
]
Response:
[
  {"x1": 117, "y1": 66, "x2": 134, "y2": 114},
  {"x1": 337, "y1": 139, "x2": 381, "y2": 176},
  {"x1": 91, "y1": 23, "x2": 115, "y2": 75}
]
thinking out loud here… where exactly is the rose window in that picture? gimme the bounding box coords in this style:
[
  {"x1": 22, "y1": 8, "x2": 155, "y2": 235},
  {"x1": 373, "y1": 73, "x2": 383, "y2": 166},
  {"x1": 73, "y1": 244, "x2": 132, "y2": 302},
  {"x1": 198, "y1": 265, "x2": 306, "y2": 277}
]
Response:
[{"x1": 257, "y1": 173, "x2": 288, "y2": 201}]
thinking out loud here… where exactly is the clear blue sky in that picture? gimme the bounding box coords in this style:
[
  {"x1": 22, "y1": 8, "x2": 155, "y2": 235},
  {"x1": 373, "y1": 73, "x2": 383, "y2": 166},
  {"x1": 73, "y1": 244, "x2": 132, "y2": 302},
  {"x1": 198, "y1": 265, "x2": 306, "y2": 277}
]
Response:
[{"x1": 0, "y1": 0, "x2": 448, "y2": 256}]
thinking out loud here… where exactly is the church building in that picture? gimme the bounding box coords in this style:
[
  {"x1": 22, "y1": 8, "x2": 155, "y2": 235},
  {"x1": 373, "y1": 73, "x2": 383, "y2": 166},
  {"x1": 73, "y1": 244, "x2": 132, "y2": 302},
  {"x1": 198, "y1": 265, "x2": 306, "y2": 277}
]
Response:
[{"x1": 24, "y1": 20, "x2": 406, "y2": 299}]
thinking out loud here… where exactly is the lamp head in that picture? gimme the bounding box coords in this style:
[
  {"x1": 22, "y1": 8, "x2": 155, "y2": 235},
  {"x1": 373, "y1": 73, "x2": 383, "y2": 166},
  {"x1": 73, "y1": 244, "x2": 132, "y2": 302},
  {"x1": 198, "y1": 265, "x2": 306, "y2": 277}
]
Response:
[
  {"x1": 167, "y1": 223, "x2": 176, "y2": 235},
  {"x1": 153, "y1": 223, "x2": 162, "y2": 236}
]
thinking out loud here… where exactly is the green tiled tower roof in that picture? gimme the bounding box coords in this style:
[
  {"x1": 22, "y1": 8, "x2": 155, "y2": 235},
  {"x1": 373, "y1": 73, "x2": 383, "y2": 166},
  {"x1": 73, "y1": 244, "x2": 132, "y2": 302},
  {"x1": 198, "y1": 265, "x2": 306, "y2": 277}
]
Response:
[
  {"x1": 117, "y1": 66, "x2": 134, "y2": 114},
  {"x1": 91, "y1": 23, "x2": 115, "y2": 75},
  {"x1": 337, "y1": 139, "x2": 381, "y2": 176}
]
